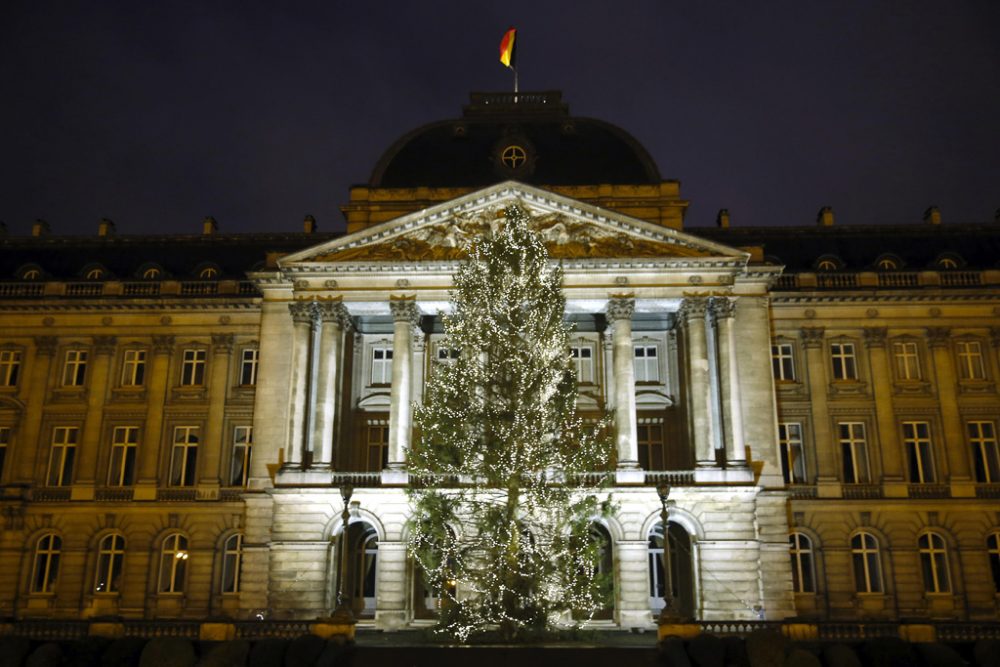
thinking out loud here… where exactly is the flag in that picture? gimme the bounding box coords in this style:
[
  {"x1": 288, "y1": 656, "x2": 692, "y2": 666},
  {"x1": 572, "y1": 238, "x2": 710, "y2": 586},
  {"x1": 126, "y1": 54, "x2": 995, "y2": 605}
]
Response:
[{"x1": 499, "y1": 27, "x2": 517, "y2": 69}]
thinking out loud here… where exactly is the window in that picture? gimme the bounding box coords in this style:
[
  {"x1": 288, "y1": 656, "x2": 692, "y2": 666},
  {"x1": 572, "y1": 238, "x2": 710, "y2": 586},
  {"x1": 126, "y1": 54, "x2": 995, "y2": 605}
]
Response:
[
  {"x1": 789, "y1": 533, "x2": 815, "y2": 593},
  {"x1": 570, "y1": 345, "x2": 594, "y2": 383},
  {"x1": 221, "y1": 534, "x2": 243, "y2": 593},
  {"x1": 95, "y1": 534, "x2": 125, "y2": 593},
  {"x1": 779, "y1": 422, "x2": 806, "y2": 484},
  {"x1": 903, "y1": 421, "x2": 935, "y2": 483},
  {"x1": 229, "y1": 426, "x2": 252, "y2": 487},
  {"x1": 956, "y1": 340, "x2": 986, "y2": 380},
  {"x1": 830, "y1": 343, "x2": 857, "y2": 380},
  {"x1": 85, "y1": 267, "x2": 105, "y2": 280},
  {"x1": 31, "y1": 534, "x2": 61, "y2": 593},
  {"x1": 158, "y1": 533, "x2": 188, "y2": 593},
  {"x1": 239, "y1": 348, "x2": 259, "y2": 386},
  {"x1": 892, "y1": 341, "x2": 921, "y2": 381},
  {"x1": 20, "y1": 268, "x2": 41, "y2": 281},
  {"x1": 876, "y1": 257, "x2": 900, "y2": 271},
  {"x1": 371, "y1": 347, "x2": 392, "y2": 385},
  {"x1": 968, "y1": 421, "x2": 1000, "y2": 483},
  {"x1": 634, "y1": 345, "x2": 658, "y2": 383},
  {"x1": 142, "y1": 267, "x2": 161, "y2": 280},
  {"x1": 62, "y1": 349, "x2": 88, "y2": 386},
  {"x1": 366, "y1": 422, "x2": 388, "y2": 471},
  {"x1": 918, "y1": 532, "x2": 951, "y2": 593},
  {"x1": 169, "y1": 426, "x2": 199, "y2": 487},
  {"x1": 120, "y1": 349, "x2": 146, "y2": 386},
  {"x1": 637, "y1": 421, "x2": 664, "y2": 471},
  {"x1": 198, "y1": 266, "x2": 219, "y2": 279},
  {"x1": 771, "y1": 343, "x2": 795, "y2": 381},
  {"x1": 0, "y1": 427, "x2": 8, "y2": 479},
  {"x1": 839, "y1": 422, "x2": 870, "y2": 484},
  {"x1": 987, "y1": 533, "x2": 1000, "y2": 593},
  {"x1": 180, "y1": 349, "x2": 206, "y2": 386},
  {"x1": 851, "y1": 532, "x2": 883, "y2": 593},
  {"x1": 435, "y1": 347, "x2": 460, "y2": 364},
  {"x1": 0, "y1": 350, "x2": 21, "y2": 387},
  {"x1": 47, "y1": 426, "x2": 78, "y2": 486},
  {"x1": 816, "y1": 260, "x2": 838, "y2": 272},
  {"x1": 107, "y1": 426, "x2": 138, "y2": 486}
]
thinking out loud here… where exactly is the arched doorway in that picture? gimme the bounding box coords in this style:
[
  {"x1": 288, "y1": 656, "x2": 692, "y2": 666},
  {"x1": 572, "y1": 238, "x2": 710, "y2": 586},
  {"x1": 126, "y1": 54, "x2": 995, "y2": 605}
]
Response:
[
  {"x1": 344, "y1": 522, "x2": 378, "y2": 618},
  {"x1": 587, "y1": 523, "x2": 615, "y2": 620},
  {"x1": 648, "y1": 521, "x2": 695, "y2": 618}
]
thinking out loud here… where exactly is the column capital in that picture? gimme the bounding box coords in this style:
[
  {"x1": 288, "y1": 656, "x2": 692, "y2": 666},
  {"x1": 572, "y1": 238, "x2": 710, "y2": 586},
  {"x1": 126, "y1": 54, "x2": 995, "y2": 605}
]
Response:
[
  {"x1": 926, "y1": 327, "x2": 951, "y2": 348},
  {"x1": 289, "y1": 300, "x2": 322, "y2": 326},
  {"x1": 709, "y1": 297, "x2": 736, "y2": 320},
  {"x1": 800, "y1": 326, "x2": 825, "y2": 349},
  {"x1": 320, "y1": 301, "x2": 352, "y2": 329},
  {"x1": 989, "y1": 327, "x2": 1000, "y2": 348},
  {"x1": 862, "y1": 327, "x2": 887, "y2": 348},
  {"x1": 93, "y1": 335, "x2": 117, "y2": 355},
  {"x1": 152, "y1": 335, "x2": 175, "y2": 355},
  {"x1": 33, "y1": 336, "x2": 57, "y2": 356},
  {"x1": 389, "y1": 299, "x2": 419, "y2": 323},
  {"x1": 606, "y1": 297, "x2": 635, "y2": 323},
  {"x1": 211, "y1": 333, "x2": 235, "y2": 354},
  {"x1": 678, "y1": 297, "x2": 707, "y2": 323}
]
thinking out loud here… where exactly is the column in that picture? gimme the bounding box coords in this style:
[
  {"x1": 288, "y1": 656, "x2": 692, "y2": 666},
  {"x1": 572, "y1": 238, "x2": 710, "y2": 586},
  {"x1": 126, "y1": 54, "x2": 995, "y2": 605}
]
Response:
[
  {"x1": 14, "y1": 336, "x2": 56, "y2": 483},
  {"x1": 863, "y1": 328, "x2": 903, "y2": 482},
  {"x1": 607, "y1": 298, "x2": 638, "y2": 469},
  {"x1": 135, "y1": 335, "x2": 174, "y2": 498},
  {"x1": 74, "y1": 335, "x2": 116, "y2": 492},
  {"x1": 681, "y1": 298, "x2": 715, "y2": 467},
  {"x1": 287, "y1": 301, "x2": 320, "y2": 466},
  {"x1": 199, "y1": 334, "x2": 233, "y2": 488},
  {"x1": 712, "y1": 298, "x2": 746, "y2": 467},
  {"x1": 387, "y1": 299, "x2": 417, "y2": 468},
  {"x1": 313, "y1": 302, "x2": 349, "y2": 467},
  {"x1": 801, "y1": 327, "x2": 836, "y2": 481},
  {"x1": 927, "y1": 327, "x2": 971, "y2": 481}
]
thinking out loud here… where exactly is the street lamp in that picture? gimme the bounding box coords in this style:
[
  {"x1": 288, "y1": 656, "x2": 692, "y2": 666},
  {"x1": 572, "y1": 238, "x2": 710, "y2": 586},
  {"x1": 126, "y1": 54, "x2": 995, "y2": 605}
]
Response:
[
  {"x1": 657, "y1": 484, "x2": 684, "y2": 623},
  {"x1": 331, "y1": 484, "x2": 355, "y2": 623}
]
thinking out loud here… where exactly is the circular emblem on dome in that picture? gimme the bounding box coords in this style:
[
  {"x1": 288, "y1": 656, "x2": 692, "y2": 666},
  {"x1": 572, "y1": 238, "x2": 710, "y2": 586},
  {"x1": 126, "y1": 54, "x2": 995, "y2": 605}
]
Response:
[{"x1": 500, "y1": 144, "x2": 528, "y2": 170}]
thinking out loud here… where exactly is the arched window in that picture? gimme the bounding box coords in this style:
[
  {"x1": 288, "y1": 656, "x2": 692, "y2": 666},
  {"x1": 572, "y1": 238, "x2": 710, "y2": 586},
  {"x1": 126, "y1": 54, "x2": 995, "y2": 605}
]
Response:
[
  {"x1": 648, "y1": 521, "x2": 694, "y2": 617},
  {"x1": 221, "y1": 534, "x2": 243, "y2": 594},
  {"x1": 197, "y1": 265, "x2": 220, "y2": 279},
  {"x1": 85, "y1": 267, "x2": 105, "y2": 280},
  {"x1": 18, "y1": 266, "x2": 42, "y2": 281},
  {"x1": 139, "y1": 264, "x2": 163, "y2": 280},
  {"x1": 875, "y1": 255, "x2": 902, "y2": 271},
  {"x1": 158, "y1": 533, "x2": 188, "y2": 593},
  {"x1": 789, "y1": 533, "x2": 815, "y2": 593},
  {"x1": 988, "y1": 532, "x2": 1000, "y2": 593},
  {"x1": 346, "y1": 522, "x2": 378, "y2": 617},
  {"x1": 851, "y1": 532, "x2": 883, "y2": 593},
  {"x1": 31, "y1": 534, "x2": 61, "y2": 593},
  {"x1": 815, "y1": 256, "x2": 841, "y2": 272},
  {"x1": 918, "y1": 532, "x2": 951, "y2": 593},
  {"x1": 95, "y1": 534, "x2": 125, "y2": 593}
]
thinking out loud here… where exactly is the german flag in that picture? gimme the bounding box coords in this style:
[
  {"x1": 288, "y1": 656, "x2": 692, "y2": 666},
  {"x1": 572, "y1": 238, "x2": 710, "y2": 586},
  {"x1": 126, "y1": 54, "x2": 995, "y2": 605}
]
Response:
[{"x1": 499, "y1": 27, "x2": 516, "y2": 69}]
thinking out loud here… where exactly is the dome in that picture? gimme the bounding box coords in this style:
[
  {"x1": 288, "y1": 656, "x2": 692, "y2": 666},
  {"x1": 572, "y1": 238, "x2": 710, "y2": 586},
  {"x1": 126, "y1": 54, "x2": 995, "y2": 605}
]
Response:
[{"x1": 369, "y1": 92, "x2": 662, "y2": 188}]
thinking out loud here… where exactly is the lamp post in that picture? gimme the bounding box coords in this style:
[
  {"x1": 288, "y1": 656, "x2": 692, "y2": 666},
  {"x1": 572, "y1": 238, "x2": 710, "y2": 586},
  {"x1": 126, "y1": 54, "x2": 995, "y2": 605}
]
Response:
[
  {"x1": 657, "y1": 484, "x2": 683, "y2": 623},
  {"x1": 331, "y1": 484, "x2": 355, "y2": 623}
]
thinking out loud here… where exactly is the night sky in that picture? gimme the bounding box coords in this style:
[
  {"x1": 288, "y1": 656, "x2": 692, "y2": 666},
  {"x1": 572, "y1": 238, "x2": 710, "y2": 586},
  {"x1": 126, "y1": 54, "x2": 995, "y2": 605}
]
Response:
[{"x1": 2, "y1": 1, "x2": 998, "y2": 237}]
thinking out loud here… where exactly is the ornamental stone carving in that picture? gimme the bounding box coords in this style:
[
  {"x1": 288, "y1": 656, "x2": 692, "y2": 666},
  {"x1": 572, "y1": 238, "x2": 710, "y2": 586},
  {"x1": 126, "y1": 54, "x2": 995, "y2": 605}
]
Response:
[
  {"x1": 93, "y1": 335, "x2": 117, "y2": 355},
  {"x1": 289, "y1": 301, "x2": 322, "y2": 326},
  {"x1": 389, "y1": 300, "x2": 419, "y2": 323},
  {"x1": 33, "y1": 336, "x2": 57, "y2": 356},
  {"x1": 800, "y1": 327, "x2": 825, "y2": 349},
  {"x1": 211, "y1": 334, "x2": 235, "y2": 353},
  {"x1": 678, "y1": 298, "x2": 707, "y2": 323},
  {"x1": 709, "y1": 297, "x2": 736, "y2": 320},
  {"x1": 926, "y1": 327, "x2": 951, "y2": 348},
  {"x1": 862, "y1": 327, "x2": 887, "y2": 348},
  {"x1": 605, "y1": 298, "x2": 635, "y2": 323},
  {"x1": 152, "y1": 335, "x2": 175, "y2": 354},
  {"x1": 989, "y1": 327, "x2": 1000, "y2": 348}
]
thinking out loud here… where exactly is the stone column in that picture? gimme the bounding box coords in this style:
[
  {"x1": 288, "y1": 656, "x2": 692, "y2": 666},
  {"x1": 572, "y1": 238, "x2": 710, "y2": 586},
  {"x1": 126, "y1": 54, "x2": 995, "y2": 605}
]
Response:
[
  {"x1": 14, "y1": 336, "x2": 56, "y2": 483},
  {"x1": 387, "y1": 300, "x2": 418, "y2": 468},
  {"x1": 608, "y1": 298, "x2": 639, "y2": 470},
  {"x1": 287, "y1": 302, "x2": 320, "y2": 466},
  {"x1": 135, "y1": 335, "x2": 174, "y2": 498},
  {"x1": 927, "y1": 327, "x2": 971, "y2": 481},
  {"x1": 681, "y1": 298, "x2": 715, "y2": 467},
  {"x1": 374, "y1": 541, "x2": 408, "y2": 630},
  {"x1": 863, "y1": 328, "x2": 903, "y2": 482},
  {"x1": 616, "y1": 540, "x2": 652, "y2": 629},
  {"x1": 712, "y1": 298, "x2": 746, "y2": 467},
  {"x1": 314, "y1": 303, "x2": 349, "y2": 467},
  {"x1": 199, "y1": 334, "x2": 233, "y2": 489},
  {"x1": 74, "y1": 336, "x2": 116, "y2": 492},
  {"x1": 801, "y1": 327, "x2": 836, "y2": 482}
]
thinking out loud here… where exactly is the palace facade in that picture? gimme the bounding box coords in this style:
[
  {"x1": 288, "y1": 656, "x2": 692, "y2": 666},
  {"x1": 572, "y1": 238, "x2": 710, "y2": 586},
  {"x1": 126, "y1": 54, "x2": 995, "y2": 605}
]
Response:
[{"x1": 0, "y1": 92, "x2": 998, "y2": 630}]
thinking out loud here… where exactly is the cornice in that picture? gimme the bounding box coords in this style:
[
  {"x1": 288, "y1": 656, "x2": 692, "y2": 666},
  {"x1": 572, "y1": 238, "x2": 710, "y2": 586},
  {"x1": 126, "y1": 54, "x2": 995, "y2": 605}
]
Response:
[
  {"x1": 0, "y1": 302, "x2": 260, "y2": 312},
  {"x1": 772, "y1": 293, "x2": 1000, "y2": 304}
]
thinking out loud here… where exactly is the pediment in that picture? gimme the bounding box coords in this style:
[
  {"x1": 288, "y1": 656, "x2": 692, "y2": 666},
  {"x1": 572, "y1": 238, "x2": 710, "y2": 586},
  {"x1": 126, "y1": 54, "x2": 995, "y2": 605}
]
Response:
[{"x1": 279, "y1": 182, "x2": 747, "y2": 267}]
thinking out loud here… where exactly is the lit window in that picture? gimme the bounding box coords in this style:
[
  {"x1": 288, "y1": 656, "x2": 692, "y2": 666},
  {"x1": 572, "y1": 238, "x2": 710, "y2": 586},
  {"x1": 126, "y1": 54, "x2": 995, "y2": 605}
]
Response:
[
  {"x1": 838, "y1": 422, "x2": 870, "y2": 484},
  {"x1": 85, "y1": 268, "x2": 105, "y2": 280},
  {"x1": 937, "y1": 257, "x2": 959, "y2": 269},
  {"x1": 142, "y1": 267, "x2": 161, "y2": 280},
  {"x1": 31, "y1": 534, "x2": 61, "y2": 593},
  {"x1": 903, "y1": 421, "x2": 935, "y2": 483},
  {"x1": 918, "y1": 532, "x2": 951, "y2": 593},
  {"x1": 169, "y1": 426, "x2": 199, "y2": 487},
  {"x1": 107, "y1": 426, "x2": 138, "y2": 487},
  {"x1": 956, "y1": 340, "x2": 986, "y2": 380},
  {"x1": 968, "y1": 421, "x2": 1000, "y2": 483},
  {"x1": 239, "y1": 348, "x2": 259, "y2": 386},
  {"x1": 876, "y1": 257, "x2": 899, "y2": 270},
  {"x1": 771, "y1": 343, "x2": 795, "y2": 381},
  {"x1": 120, "y1": 349, "x2": 146, "y2": 387},
  {"x1": 779, "y1": 422, "x2": 806, "y2": 484},
  {"x1": 0, "y1": 427, "x2": 9, "y2": 480},
  {"x1": 0, "y1": 350, "x2": 21, "y2": 387},
  {"x1": 158, "y1": 533, "x2": 188, "y2": 593},
  {"x1": 229, "y1": 426, "x2": 252, "y2": 487},
  {"x1": 500, "y1": 145, "x2": 527, "y2": 170},
  {"x1": 789, "y1": 533, "x2": 815, "y2": 593},
  {"x1": 199, "y1": 266, "x2": 219, "y2": 279},
  {"x1": 62, "y1": 350, "x2": 88, "y2": 386},
  {"x1": 987, "y1": 533, "x2": 1000, "y2": 593},
  {"x1": 94, "y1": 534, "x2": 125, "y2": 593},
  {"x1": 21, "y1": 268, "x2": 41, "y2": 280},
  {"x1": 366, "y1": 422, "x2": 388, "y2": 471},
  {"x1": 851, "y1": 532, "x2": 883, "y2": 593},
  {"x1": 371, "y1": 347, "x2": 393, "y2": 385},
  {"x1": 221, "y1": 534, "x2": 243, "y2": 593},
  {"x1": 892, "y1": 341, "x2": 921, "y2": 381},
  {"x1": 634, "y1": 345, "x2": 658, "y2": 383},
  {"x1": 637, "y1": 421, "x2": 664, "y2": 471},
  {"x1": 47, "y1": 426, "x2": 78, "y2": 486},
  {"x1": 816, "y1": 259, "x2": 838, "y2": 272},
  {"x1": 570, "y1": 345, "x2": 594, "y2": 383},
  {"x1": 180, "y1": 349, "x2": 206, "y2": 386},
  {"x1": 830, "y1": 343, "x2": 857, "y2": 380}
]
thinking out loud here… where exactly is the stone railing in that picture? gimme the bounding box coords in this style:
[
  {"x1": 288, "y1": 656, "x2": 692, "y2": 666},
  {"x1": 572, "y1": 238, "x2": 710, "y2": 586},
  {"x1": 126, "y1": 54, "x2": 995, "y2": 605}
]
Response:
[
  {"x1": 842, "y1": 484, "x2": 882, "y2": 499},
  {"x1": 32, "y1": 488, "x2": 71, "y2": 502},
  {"x1": 975, "y1": 483, "x2": 1000, "y2": 499},
  {"x1": 788, "y1": 485, "x2": 818, "y2": 500},
  {"x1": 816, "y1": 622, "x2": 901, "y2": 641},
  {"x1": 0, "y1": 280, "x2": 260, "y2": 299},
  {"x1": 773, "y1": 269, "x2": 999, "y2": 291},
  {"x1": 907, "y1": 483, "x2": 950, "y2": 499},
  {"x1": 95, "y1": 488, "x2": 135, "y2": 502}
]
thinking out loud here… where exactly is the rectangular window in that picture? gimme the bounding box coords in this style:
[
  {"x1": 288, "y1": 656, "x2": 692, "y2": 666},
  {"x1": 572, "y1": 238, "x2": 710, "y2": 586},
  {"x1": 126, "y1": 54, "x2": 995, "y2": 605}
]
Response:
[
  {"x1": 47, "y1": 426, "x2": 78, "y2": 486},
  {"x1": 107, "y1": 426, "x2": 138, "y2": 486},
  {"x1": 169, "y1": 426, "x2": 199, "y2": 487},
  {"x1": 62, "y1": 350, "x2": 88, "y2": 386},
  {"x1": 180, "y1": 349, "x2": 206, "y2": 386},
  {"x1": 0, "y1": 350, "x2": 21, "y2": 386},
  {"x1": 956, "y1": 340, "x2": 986, "y2": 380},
  {"x1": 637, "y1": 422, "x2": 664, "y2": 471},
  {"x1": 366, "y1": 423, "x2": 388, "y2": 471},
  {"x1": 229, "y1": 426, "x2": 252, "y2": 487},
  {"x1": 0, "y1": 426, "x2": 9, "y2": 480},
  {"x1": 779, "y1": 422, "x2": 806, "y2": 484},
  {"x1": 634, "y1": 345, "x2": 659, "y2": 383},
  {"x1": 371, "y1": 347, "x2": 393, "y2": 385},
  {"x1": 892, "y1": 341, "x2": 921, "y2": 381},
  {"x1": 839, "y1": 422, "x2": 870, "y2": 484},
  {"x1": 120, "y1": 349, "x2": 146, "y2": 386},
  {"x1": 969, "y1": 421, "x2": 1000, "y2": 483},
  {"x1": 436, "y1": 347, "x2": 460, "y2": 364},
  {"x1": 830, "y1": 343, "x2": 857, "y2": 380},
  {"x1": 903, "y1": 421, "x2": 935, "y2": 483},
  {"x1": 571, "y1": 345, "x2": 594, "y2": 384},
  {"x1": 771, "y1": 343, "x2": 795, "y2": 381},
  {"x1": 239, "y1": 348, "x2": 259, "y2": 386}
]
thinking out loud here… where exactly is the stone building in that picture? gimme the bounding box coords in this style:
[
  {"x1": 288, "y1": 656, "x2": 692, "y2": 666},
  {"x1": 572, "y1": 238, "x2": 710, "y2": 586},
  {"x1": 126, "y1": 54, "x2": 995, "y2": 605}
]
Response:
[{"x1": 0, "y1": 92, "x2": 997, "y2": 631}]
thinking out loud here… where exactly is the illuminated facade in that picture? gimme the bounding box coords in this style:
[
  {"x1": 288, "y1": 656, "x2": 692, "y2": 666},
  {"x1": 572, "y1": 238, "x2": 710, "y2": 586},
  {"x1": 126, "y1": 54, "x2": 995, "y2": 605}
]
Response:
[{"x1": 0, "y1": 93, "x2": 998, "y2": 629}]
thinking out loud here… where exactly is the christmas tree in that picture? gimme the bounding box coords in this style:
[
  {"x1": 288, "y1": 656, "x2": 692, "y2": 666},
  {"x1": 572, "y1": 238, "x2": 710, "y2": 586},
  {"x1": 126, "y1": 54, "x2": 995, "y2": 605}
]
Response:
[{"x1": 406, "y1": 205, "x2": 615, "y2": 641}]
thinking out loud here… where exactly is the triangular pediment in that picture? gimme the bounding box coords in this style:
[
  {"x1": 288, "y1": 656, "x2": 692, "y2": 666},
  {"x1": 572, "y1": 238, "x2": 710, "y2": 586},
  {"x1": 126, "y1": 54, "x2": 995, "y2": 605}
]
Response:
[{"x1": 279, "y1": 182, "x2": 748, "y2": 267}]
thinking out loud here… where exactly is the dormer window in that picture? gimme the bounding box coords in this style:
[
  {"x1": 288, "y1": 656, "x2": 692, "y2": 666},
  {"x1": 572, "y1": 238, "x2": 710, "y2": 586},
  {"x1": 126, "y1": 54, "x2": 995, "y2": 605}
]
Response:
[
  {"x1": 82, "y1": 264, "x2": 108, "y2": 281},
  {"x1": 137, "y1": 263, "x2": 164, "y2": 280},
  {"x1": 143, "y1": 268, "x2": 161, "y2": 279},
  {"x1": 17, "y1": 265, "x2": 43, "y2": 281},
  {"x1": 196, "y1": 263, "x2": 221, "y2": 279},
  {"x1": 815, "y1": 256, "x2": 842, "y2": 272},
  {"x1": 935, "y1": 254, "x2": 963, "y2": 270},
  {"x1": 874, "y1": 254, "x2": 902, "y2": 271}
]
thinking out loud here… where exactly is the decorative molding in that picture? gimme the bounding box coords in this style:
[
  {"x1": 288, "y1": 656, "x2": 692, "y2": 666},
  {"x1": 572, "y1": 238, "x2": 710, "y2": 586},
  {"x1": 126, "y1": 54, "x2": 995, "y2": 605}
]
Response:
[
  {"x1": 926, "y1": 327, "x2": 951, "y2": 348},
  {"x1": 212, "y1": 334, "x2": 235, "y2": 353},
  {"x1": 862, "y1": 327, "x2": 887, "y2": 348},
  {"x1": 709, "y1": 297, "x2": 735, "y2": 320},
  {"x1": 800, "y1": 327, "x2": 825, "y2": 349},
  {"x1": 678, "y1": 298, "x2": 707, "y2": 323},
  {"x1": 33, "y1": 336, "x2": 57, "y2": 356},
  {"x1": 289, "y1": 301, "x2": 322, "y2": 326},
  {"x1": 152, "y1": 335, "x2": 175, "y2": 355},
  {"x1": 605, "y1": 297, "x2": 635, "y2": 323},
  {"x1": 93, "y1": 335, "x2": 117, "y2": 355},
  {"x1": 389, "y1": 300, "x2": 419, "y2": 323}
]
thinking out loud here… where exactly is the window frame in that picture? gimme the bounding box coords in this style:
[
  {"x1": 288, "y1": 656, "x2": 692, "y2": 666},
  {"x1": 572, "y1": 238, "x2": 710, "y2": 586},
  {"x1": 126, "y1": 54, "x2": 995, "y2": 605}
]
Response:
[
  {"x1": 30, "y1": 533, "x2": 62, "y2": 594},
  {"x1": 918, "y1": 532, "x2": 951, "y2": 594},
  {"x1": 238, "y1": 347, "x2": 259, "y2": 386},
  {"x1": 955, "y1": 339, "x2": 987, "y2": 381},
  {"x1": 570, "y1": 344, "x2": 595, "y2": 384},
  {"x1": 0, "y1": 426, "x2": 10, "y2": 481},
  {"x1": 370, "y1": 346, "x2": 393, "y2": 385},
  {"x1": 891, "y1": 339, "x2": 922, "y2": 382},
  {"x1": 789, "y1": 532, "x2": 816, "y2": 593},
  {"x1": 168, "y1": 425, "x2": 199, "y2": 487},
  {"x1": 228, "y1": 425, "x2": 252, "y2": 487},
  {"x1": 94, "y1": 533, "x2": 125, "y2": 594},
  {"x1": 158, "y1": 533, "x2": 188, "y2": 593},
  {"x1": 851, "y1": 531, "x2": 884, "y2": 594},
  {"x1": 633, "y1": 344, "x2": 659, "y2": 383},
  {"x1": 902, "y1": 421, "x2": 936, "y2": 484},
  {"x1": 47, "y1": 426, "x2": 78, "y2": 486},
  {"x1": 0, "y1": 348, "x2": 22, "y2": 387},
  {"x1": 778, "y1": 422, "x2": 807, "y2": 484},
  {"x1": 107, "y1": 425, "x2": 139, "y2": 487},
  {"x1": 120, "y1": 348, "x2": 147, "y2": 387},
  {"x1": 838, "y1": 421, "x2": 871, "y2": 484},
  {"x1": 771, "y1": 342, "x2": 796, "y2": 382},
  {"x1": 61, "y1": 349, "x2": 89, "y2": 387},
  {"x1": 365, "y1": 420, "x2": 389, "y2": 472},
  {"x1": 221, "y1": 533, "x2": 243, "y2": 594},
  {"x1": 987, "y1": 532, "x2": 1000, "y2": 594},
  {"x1": 830, "y1": 341, "x2": 858, "y2": 381},
  {"x1": 180, "y1": 348, "x2": 207, "y2": 386},
  {"x1": 637, "y1": 419, "x2": 665, "y2": 471},
  {"x1": 968, "y1": 421, "x2": 1000, "y2": 483}
]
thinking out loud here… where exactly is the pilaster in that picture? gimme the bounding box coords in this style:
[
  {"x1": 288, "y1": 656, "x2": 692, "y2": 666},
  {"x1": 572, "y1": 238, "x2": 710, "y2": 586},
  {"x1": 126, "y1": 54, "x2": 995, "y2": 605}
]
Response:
[
  {"x1": 14, "y1": 336, "x2": 55, "y2": 483},
  {"x1": 927, "y1": 327, "x2": 971, "y2": 482},
  {"x1": 73, "y1": 335, "x2": 116, "y2": 498},
  {"x1": 135, "y1": 335, "x2": 173, "y2": 499},
  {"x1": 199, "y1": 334, "x2": 233, "y2": 492},
  {"x1": 863, "y1": 327, "x2": 903, "y2": 484}
]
